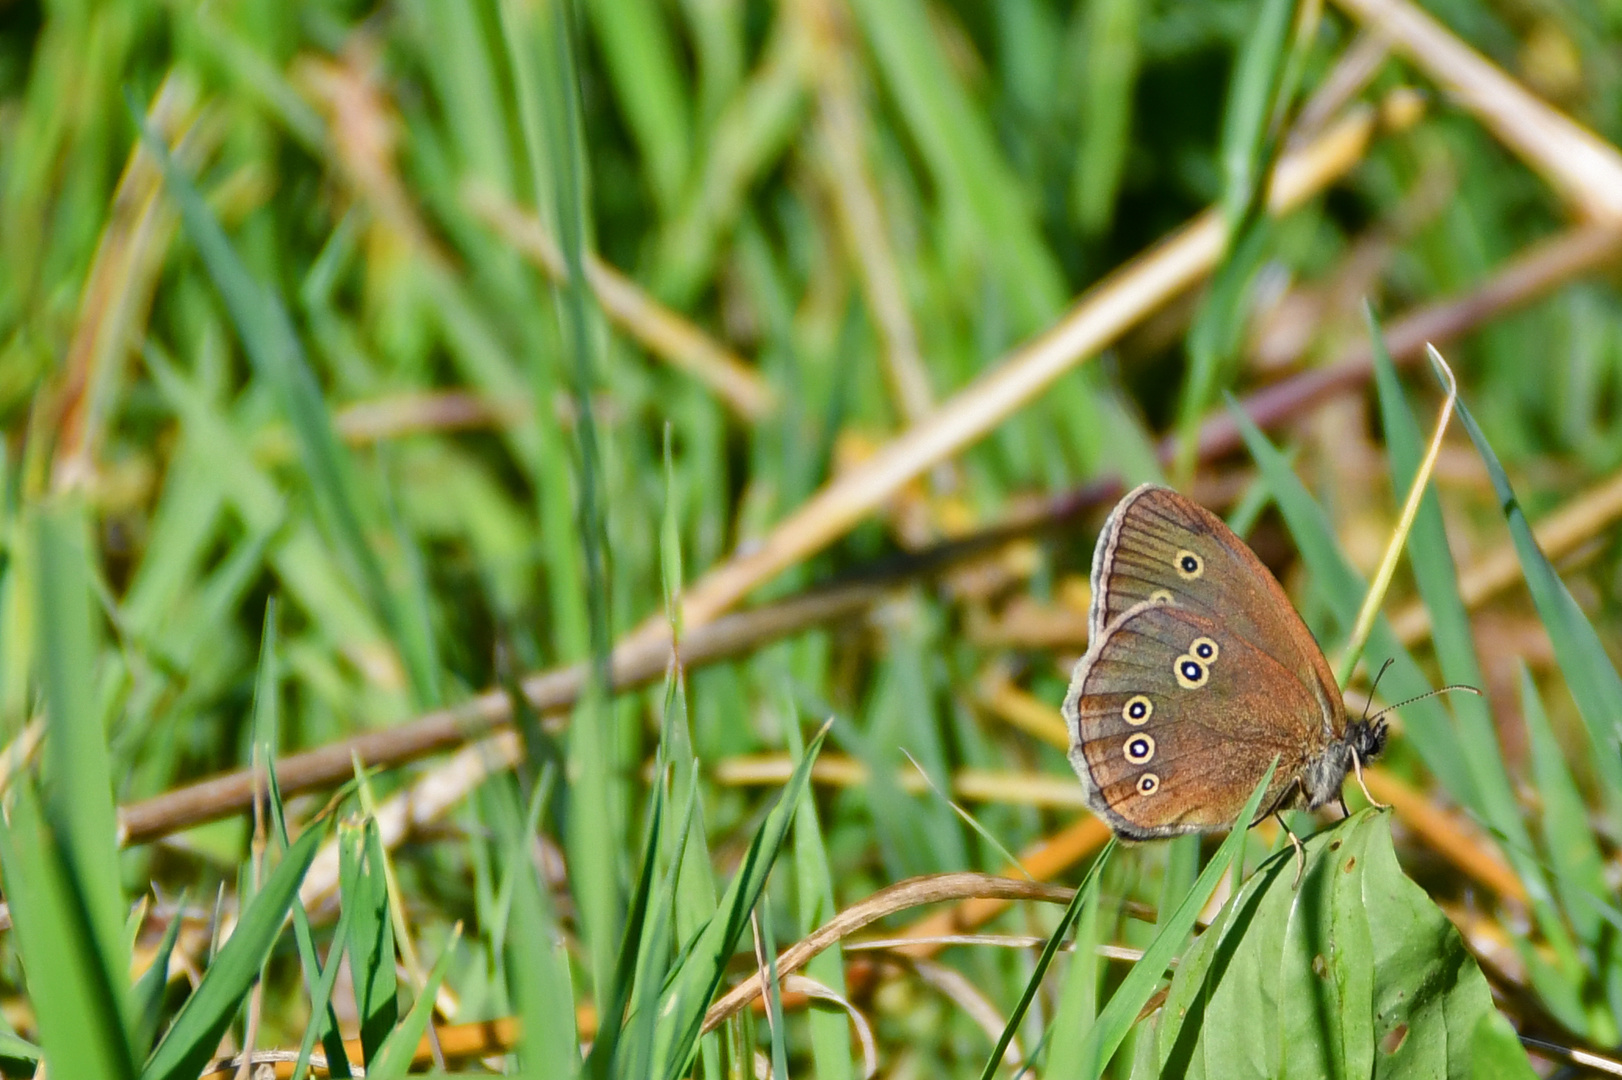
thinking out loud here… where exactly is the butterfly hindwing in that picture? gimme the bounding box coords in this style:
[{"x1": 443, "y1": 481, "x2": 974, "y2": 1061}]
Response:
[{"x1": 1063, "y1": 589, "x2": 1322, "y2": 837}]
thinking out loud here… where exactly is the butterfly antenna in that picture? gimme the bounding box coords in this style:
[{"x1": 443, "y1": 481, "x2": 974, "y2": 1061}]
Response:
[
  {"x1": 1367, "y1": 684, "x2": 1482, "y2": 725},
  {"x1": 1361, "y1": 658, "x2": 1397, "y2": 722}
]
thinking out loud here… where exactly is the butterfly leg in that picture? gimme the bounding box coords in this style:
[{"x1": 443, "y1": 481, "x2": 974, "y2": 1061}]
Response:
[
  {"x1": 1350, "y1": 747, "x2": 1389, "y2": 811},
  {"x1": 1274, "y1": 811, "x2": 1306, "y2": 887}
]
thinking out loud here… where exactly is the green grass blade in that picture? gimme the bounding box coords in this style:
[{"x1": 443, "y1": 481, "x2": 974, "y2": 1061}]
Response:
[
  {"x1": 131, "y1": 107, "x2": 433, "y2": 707},
  {"x1": 1520, "y1": 664, "x2": 1608, "y2": 945},
  {"x1": 654, "y1": 721, "x2": 833, "y2": 1080},
  {"x1": 783, "y1": 694, "x2": 854, "y2": 1080},
  {"x1": 35, "y1": 503, "x2": 130, "y2": 1022},
  {"x1": 1070, "y1": 760, "x2": 1278, "y2": 1078},
  {"x1": 1072, "y1": 0, "x2": 1141, "y2": 234},
  {"x1": 1217, "y1": 0, "x2": 1295, "y2": 228},
  {"x1": 1454, "y1": 396, "x2": 1622, "y2": 804},
  {"x1": 1369, "y1": 315, "x2": 1551, "y2": 890},
  {"x1": 978, "y1": 838, "x2": 1117, "y2": 1080},
  {"x1": 1042, "y1": 857, "x2": 1107, "y2": 1077},
  {"x1": 583, "y1": 0, "x2": 690, "y2": 213},
  {"x1": 0, "y1": 776, "x2": 136, "y2": 1080},
  {"x1": 501, "y1": 0, "x2": 625, "y2": 1005},
  {"x1": 614, "y1": 778, "x2": 695, "y2": 1080},
  {"x1": 142, "y1": 819, "x2": 326, "y2": 1080},
  {"x1": 338, "y1": 818, "x2": 398, "y2": 1065},
  {"x1": 364, "y1": 923, "x2": 464, "y2": 1080},
  {"x1": 132, "y1": 897, "x2": 185, "y2": 1055},
  {"x1": 846, "y1": 0, "x2": 1066, "y2": 332},
  {"x1": 504, "y1": 771, "x2": 580, "y2": 1078},
  {"x1": 289, "y1": 896, "x2": 357, "y2": 1080},
  {"x1": 759, "y1": 889, "x2": 790, "y2": 1080},
  {"x1": 584, "y1": 763, "x2": 666, "y2": 1078}
]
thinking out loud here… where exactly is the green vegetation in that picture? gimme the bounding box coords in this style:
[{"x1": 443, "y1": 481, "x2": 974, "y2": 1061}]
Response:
[{"x1": 3, "y1": 0, "x2": 1622, "y2": 1075}]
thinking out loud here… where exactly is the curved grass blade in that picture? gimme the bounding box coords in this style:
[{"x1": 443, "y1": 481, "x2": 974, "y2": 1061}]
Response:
[
  {"x1": 977, "y1": 837, "x2": 1117, "y2": 1080},
  {"x1": 1370, "y1": 319, "x2": 1553, "y2": 903}
]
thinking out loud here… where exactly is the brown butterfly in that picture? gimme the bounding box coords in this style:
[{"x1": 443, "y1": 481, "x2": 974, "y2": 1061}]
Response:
[{"x1": 1061, "y1": 484, "x2": 1385, "y2": 839}]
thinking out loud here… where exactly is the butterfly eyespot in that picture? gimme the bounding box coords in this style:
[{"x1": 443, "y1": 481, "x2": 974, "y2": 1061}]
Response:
[
  {"x1": 1174, "y1": 655, "x2": 1209, "y2": 689},
  {"x1": 1137, "y1": 773, "x2": 1161, "y2": 795},
  {"x1": 1149, "y1": 588, "x2": 1175, "y2": 605},
  {"x1": 1175, "y1": 550, "x2": 1203, "y2": 580},
  {"x1": 1122, "y1": 695, "x2": 1153, "y2": 725},
  {"x1": 1123, "y1": 734, "x2": 1156, "y2": 764},
  {"x1": 1190, "y1": 636, "x2": 1219, "y2": 662}
]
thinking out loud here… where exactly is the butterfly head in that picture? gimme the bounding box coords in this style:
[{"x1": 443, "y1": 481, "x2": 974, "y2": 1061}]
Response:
[{"x1": 1300, "y1": 716, "x2": 1388, "y2": 809}]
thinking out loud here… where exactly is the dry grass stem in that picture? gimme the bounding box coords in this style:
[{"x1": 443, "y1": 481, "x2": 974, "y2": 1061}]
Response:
[
  {"x1": 701, "y1": 871, "x2": 1075, "y2": 1033},
  {"x1": 712, "y1": 753, "x2": 1090, "y2": 809},
  {"x1": 653, "y1": 107, "x2": 1382, "y2": 642},
  {"x1": 464, "y1": 182, "x2": 775, "y2": 421},
  {"x1": 1331, "y1": 0, "x2": 1622, "y2": 221}
]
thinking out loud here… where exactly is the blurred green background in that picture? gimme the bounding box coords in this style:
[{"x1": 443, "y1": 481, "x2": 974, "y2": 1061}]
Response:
[{"x1": 5, "y1": 0, "x2": 1622, "y2": 1075}]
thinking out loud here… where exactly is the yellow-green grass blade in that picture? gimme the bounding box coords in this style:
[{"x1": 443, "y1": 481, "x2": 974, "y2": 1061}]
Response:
[{"x1": 1229, "y1": 397, "x2": 1475, "y2": 800}]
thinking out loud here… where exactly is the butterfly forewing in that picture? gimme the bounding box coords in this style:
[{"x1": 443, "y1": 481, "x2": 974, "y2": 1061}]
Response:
[{"x1": 1087, "y1": 484, "x2": 1342, "y2": 738}]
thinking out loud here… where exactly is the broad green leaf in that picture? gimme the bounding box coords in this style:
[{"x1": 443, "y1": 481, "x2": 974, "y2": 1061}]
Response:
[{"x1": 1145, "y1": 811, "x2": 1528, "y2": 1079}]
